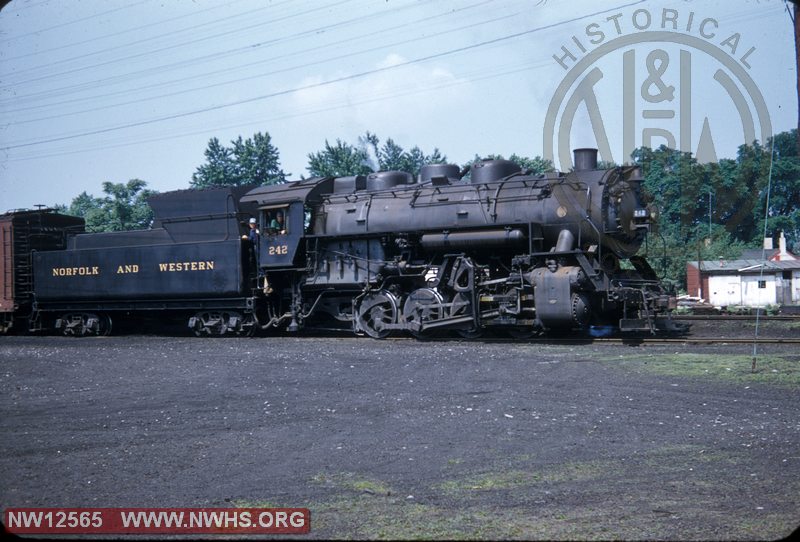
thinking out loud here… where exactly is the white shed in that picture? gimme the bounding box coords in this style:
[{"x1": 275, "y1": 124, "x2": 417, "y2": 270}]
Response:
[{"x1": 687, "y1": 259, "x2": 800, "y2": 308}]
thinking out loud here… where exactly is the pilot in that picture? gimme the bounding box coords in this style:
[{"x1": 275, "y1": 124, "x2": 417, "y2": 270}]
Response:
[{"x1": 269, "y1": 212, "x2": 286, "y2": 234}]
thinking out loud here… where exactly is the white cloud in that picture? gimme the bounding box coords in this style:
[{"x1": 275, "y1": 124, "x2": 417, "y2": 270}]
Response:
[{"x1": 288, "y1": 53, "x2": 474, "y2": 142}]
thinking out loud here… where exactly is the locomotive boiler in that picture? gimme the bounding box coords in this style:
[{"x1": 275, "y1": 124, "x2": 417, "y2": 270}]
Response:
[
  {"x1": 5, "y1": 147, "x2": 682, "y2": 338},
  {"x1": 244, "y1": 148, "x2": 680, "y2": 338}
]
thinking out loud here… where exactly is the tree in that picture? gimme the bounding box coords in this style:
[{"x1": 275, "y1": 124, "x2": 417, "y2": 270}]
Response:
[
  {"x1": 790, "y1": 0, "x2": 800, "y2": 155},
  {"x1": 631, "y1": 145, "x2": 711, "y2": 242},
  {"x1": 192, "y1": 138, "x2": 235, "y2": 188},
  {"x1": 368, "y1": 134, "x2": 447, "y2": 177},
  {"x1": 507, "y1": 154, "x2": 554, "y2": 174},
  {"x1": 102, "y1": 179, "x2": 156, "y2": 231},
  {"x1": 459, "y1": 153, "x2": 554, "y2": 181},
  {"x1": 628, "y1": 130, "x2": 800, "y2": 286},
  {"x1": 756, "y1": 129, "x2": 800, "y2": 251},
  {"x1": 398, "y1": 145, "x2": 446, "y2": 177},
  {"x1": 306, "y1": 139, "x2": 372, "y2": 177},
  {"x1": 231, "y1": 132, "x2": 288, "y2": 186},
  {"x1": 65, "y1": 179, "x2": 156, "y2": 232},
  {"x1": 191, "y1": 131, "x2": 287, "y2": 188},
  {"x1": 306, "y1": 133, "x2": 447, "y2": 178}
]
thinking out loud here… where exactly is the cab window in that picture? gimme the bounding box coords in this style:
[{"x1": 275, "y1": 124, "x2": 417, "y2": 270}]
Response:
[{"x1": 263, "y1": 208, "x2": 288, "y2": 235}]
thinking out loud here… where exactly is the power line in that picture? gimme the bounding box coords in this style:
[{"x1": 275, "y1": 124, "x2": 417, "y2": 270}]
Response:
[
  {"x1": 1, "y1": 0, "x2": 494, "y2": 113},
  {"x1": 4, "y1": 58, "x2": 551, "y2": 163},
  {"x1": 0, "y1": 0, "x2": 153, "y2": 43},
  {"x1": 0, "y1": 0, "x2": 492, "y2": 114},
  {"x1": 2, "y1": 0, "x2": 356, "y2": 87},
  {"x1": 0, "y1": 0, "x2": 54, "y2": 14},
  {"x1": 0, "y1": 0, "x2": 257, "y2": 63},
  {"x1": 1, "y1": 0, "x2": 646, "y2": 151},
  {"x1": 6, "y1": 2, "x2": 509, "y2": 125},
  {"x1": 0, "y1": 0, "x2": 417, "y2": 108}
]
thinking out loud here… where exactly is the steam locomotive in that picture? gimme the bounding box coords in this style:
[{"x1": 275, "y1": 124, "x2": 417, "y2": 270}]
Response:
[{"x1": 1, "y1": 148, "x2": 682, "y2": 338}]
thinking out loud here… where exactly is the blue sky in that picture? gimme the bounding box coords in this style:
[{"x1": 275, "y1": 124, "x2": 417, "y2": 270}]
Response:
[{"x1": 0, "y1": 0, "x2": 795, "y2": 210}]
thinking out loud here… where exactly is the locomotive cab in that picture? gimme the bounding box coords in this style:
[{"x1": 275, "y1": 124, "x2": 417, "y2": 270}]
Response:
[
  {"x1": 256, "y1": 202, "x2": 304, "y2": 267},
  {"x1": 240, "y1": 177, "x2": 334, "y2": 272}
]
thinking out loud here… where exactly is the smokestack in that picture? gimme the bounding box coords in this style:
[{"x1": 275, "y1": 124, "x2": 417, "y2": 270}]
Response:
[
  {"x1": 573, "y1": 148, "x2": 598, "y2": 171},
  {"x1": 779, "y1": 231, "x2": 787, "y2": 256}
]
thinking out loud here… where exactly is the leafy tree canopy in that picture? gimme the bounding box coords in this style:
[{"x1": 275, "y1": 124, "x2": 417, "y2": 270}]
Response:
[
  {"x1": 631, "y1": 129, "x2": 800, "y2": 289},
  {"x1": 306, "y1": 132, "x2": 446, "y2": 178},
  {"x1": 459, "y1": 153, "x2": 554, "y2": 181},
  {"x1": 306, "y1": 139, "x2": 372, "y2": 178},
  {"x1": 191, "y1": 132, "x2": 287, "y2": 188},
  {"x1": 63, "y1": 179, "x2": 157, "y2": 232}
]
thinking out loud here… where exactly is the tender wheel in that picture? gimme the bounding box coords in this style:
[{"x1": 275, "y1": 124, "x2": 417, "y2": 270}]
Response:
[
  {"x1": 402, "y1": 287, "x2": 445, "y2": 338},
  {"x1": 57, "y1": 312, "x2": 109, "y2": 336},
  {"x1": 237, "y1": 314, "x2": 257, "y2": 337},
  {"x1": 355, "y1": 290, "x2": 399, "y2": 339},
  {"x1": 449, "y1": 291, "x2": 483, "y2": 339},
  {"x1": 99, "y1": 314, "x2": 113, "y2": 336},
  {"x1": 189, "y1": 311, "x2": 248, "y2": 337},
  {"x1": 0, "y1": 314, "x2": 12, "y2": 335},
  {"x1": 191, "y1": 311, "x2": 223, "y2": 336}
]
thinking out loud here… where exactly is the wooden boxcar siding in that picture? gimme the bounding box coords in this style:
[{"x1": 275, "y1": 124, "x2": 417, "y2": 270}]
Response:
[{"x1": 0, "y1": 218, "x2": 13, "y2": 313}]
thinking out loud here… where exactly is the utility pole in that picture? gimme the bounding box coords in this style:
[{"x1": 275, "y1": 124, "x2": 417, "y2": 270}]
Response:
[{"x1": 791, "y1": 0, "x2": 800, "y2": 155}]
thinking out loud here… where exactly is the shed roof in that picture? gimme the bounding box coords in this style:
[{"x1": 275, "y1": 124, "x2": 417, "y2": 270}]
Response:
[
  {"x1": 739, "y1": 248, "x2": 780, "y2": 260},
  {"x1": 689, "y1": 259, "x2": 800, "y2": 273}
]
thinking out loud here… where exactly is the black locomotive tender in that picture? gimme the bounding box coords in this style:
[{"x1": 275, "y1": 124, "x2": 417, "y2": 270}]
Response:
[{"x1": 2, "y1": 149, "x2": 682, "y2": 338}]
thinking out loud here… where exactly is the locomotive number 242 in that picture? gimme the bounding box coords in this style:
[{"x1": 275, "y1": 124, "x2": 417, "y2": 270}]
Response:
[{"x1": 268, "y1": 245, "x2": 288, "y2": 255}]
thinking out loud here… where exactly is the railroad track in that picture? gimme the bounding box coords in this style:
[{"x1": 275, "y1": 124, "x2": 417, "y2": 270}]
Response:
[
  {"x1": 378, "y1": 334, "x2": 800, "y2": 345},
  {"x1": 524, "y1": 336, "x2": 800, "y2": 345},
  {"x1": 672, "y1": 314, "x2": 800, "y2": 321}
]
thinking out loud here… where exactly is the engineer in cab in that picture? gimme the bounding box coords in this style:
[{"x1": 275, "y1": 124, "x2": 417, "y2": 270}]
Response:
[{"x1": 268, "y1": 211, "x2": 286, "y2": 235}]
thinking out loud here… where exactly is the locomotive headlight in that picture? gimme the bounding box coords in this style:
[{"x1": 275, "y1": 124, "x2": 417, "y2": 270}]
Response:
[{"x1": 633, "y1": 208, "x2": 649, "y2": 218}]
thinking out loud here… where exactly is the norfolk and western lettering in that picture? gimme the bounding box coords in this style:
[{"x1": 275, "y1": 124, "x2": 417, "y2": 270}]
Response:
[
  {"x1": 51, "y1": 266, "x2": 100, "y2": 277},
  {"x1": 157, "y1": 261, "x2": 215, "y2": 272},
  {"x1": 51, "y1": 261, "x2": 215, "y2": 277}
]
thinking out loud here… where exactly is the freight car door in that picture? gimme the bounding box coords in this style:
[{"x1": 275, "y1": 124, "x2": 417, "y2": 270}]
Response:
[{"x1": 259, "y1": 203, "x2": 302, "y2": 268}]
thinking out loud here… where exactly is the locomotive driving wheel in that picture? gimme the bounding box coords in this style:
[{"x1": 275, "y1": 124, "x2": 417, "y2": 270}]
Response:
[
  {"x1": 402, "y1": 287, "x2": 446, "y2": 338},
  {"x1": 355, "y1": 290, "x2": 399, "y2": 339},
  {"x1": 449, "y1": 291, "x2": 483, "y2": 339},
  {"x1": 506, "y1": 327, "x2": 540, "y2": 340}
]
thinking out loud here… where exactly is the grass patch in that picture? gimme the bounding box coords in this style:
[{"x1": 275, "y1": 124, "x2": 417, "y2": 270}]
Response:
[
  {"x1": 238, "y1": 450, "x2": 799, "y2": 540},
  {"x1": 437, "y1": 461, "x2": 606, "y2": 495},
  {"x1": 310, "y1": 497, "x2": 531, "y2": 540},
  {"x1": 231, "y1": 499, "x2": 281, "y2": 508},
  {"x1": 304, "y1": 495, "x2": 648, "y2": 540},
  {"x1": 439, "y1": 470, "x2": 538, "y2": 493},
  {"x1": 601, "y1": 352, "x2": 800, "y2": 387},
  {"x1": 311, "y1": 471, "x2": 392, "y2": 495}
]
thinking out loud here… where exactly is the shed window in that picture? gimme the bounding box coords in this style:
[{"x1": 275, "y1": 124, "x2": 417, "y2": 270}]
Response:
[{"x1": 758, "y1": 280, "x2": 766, "y2": 289}]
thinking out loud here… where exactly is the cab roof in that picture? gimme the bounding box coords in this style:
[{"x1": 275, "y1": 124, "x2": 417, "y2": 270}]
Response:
[{"x1": 240, "y1": 177, "x2": 334, "y2": 206}]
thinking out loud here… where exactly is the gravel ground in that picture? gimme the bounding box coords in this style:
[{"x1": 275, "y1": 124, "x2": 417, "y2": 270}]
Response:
[{"x1": 1, "y1": 333, "x2": 798, "y2": 540}]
